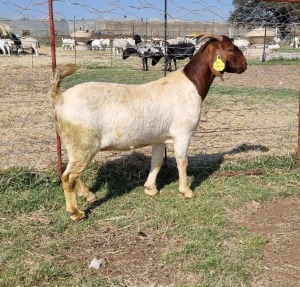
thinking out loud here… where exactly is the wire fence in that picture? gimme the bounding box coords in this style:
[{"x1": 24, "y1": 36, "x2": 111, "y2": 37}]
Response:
[{"x1": 0, "y1": 0, "x2": 299, "y2": 171}]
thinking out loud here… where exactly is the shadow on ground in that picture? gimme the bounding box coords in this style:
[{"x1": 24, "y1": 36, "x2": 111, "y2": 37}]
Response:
[{"x1": 85, "y1": 143, "x2": 268, "y2": 216}]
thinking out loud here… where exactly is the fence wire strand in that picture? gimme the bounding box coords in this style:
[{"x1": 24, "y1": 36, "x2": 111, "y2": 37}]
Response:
[{"x1": 0, "y1": 0, "x2": 299, "y2": 170}]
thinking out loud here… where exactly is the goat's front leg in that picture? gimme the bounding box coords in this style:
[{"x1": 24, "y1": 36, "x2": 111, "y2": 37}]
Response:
[
  {"x1": 173, "y1": 59, "x2": 177, "y2": 71},
  {"x1": 144, "y1": 143, "x2": 165, "y2": 196},
  {"x1": 174, "y1": 139, "x2": 194, "y2": 199}
]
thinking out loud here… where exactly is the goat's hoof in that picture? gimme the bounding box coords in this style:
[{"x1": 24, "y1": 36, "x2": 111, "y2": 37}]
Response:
[
  {"x1": 86, "y1": 193, "x2": 97, "y2": 203},
  {"x1": 182, "y1": 189, "x2": 194, "y2": 199},
  {"x1": 144, "y1": 187, "x2": 159, "y2": 197},
  {"x1": 70, "y1": 210, "x2": 86, "y2": 221}
]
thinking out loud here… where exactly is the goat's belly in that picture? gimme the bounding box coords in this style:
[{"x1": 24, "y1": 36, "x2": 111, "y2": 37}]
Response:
[
  {"x1": 100, "y1": 143, "x2": 150, "y2": 151},
  {"x1": 99, "y1": 131, "x2": 171, "y2": 151}
]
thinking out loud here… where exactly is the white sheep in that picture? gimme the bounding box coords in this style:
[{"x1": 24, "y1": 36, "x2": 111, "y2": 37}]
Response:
[{"x1": 50, "y1": 33, "x2": 247, "y2": 221}]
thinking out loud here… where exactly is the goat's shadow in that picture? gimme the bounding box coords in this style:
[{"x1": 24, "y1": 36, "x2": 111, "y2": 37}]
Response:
[{"x1": 85, "y1": 143, "x2": 268, "y2": 216}]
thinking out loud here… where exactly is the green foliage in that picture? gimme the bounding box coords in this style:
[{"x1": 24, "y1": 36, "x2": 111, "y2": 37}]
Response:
[{"x1": 229, "y1": 0, "x2": 300, "y2": 30}]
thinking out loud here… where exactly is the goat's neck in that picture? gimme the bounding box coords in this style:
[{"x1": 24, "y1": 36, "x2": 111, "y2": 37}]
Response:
[{"x1": 183, "y1": 52, "x2": 215, "y2": 101}]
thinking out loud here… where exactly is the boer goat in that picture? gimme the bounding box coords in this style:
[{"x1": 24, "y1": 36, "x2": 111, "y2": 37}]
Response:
[{"x1": 50, "y1": 33, "x2": 247, "y2": 221}]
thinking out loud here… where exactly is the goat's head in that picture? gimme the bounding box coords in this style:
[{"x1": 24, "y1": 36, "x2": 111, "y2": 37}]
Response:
[
  {"x1": 195, "y1": 33, "x2": 247, "y2": 80},
  {"x1": 122, "y1": 47, "x2": 138, "y2": 60}
]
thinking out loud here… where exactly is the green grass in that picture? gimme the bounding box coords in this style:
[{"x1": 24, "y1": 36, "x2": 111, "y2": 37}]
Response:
[
  {"x1": 62, "y1": 66, "x2": 165, "y2": 89},
  {"x1": 248, "y1": 56, "x2": 300, "y2": 66},
  {"x1": 1, "y1": 154, "x2": 300, "y2": 286},
  {"x1": 207, "y1": 85, "x2": 298, "y2": 108}
]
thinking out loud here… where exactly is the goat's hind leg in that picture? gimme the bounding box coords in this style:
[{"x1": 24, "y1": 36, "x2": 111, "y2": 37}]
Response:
[
  {"x1": 62, "y1": 149, "x2": 97, "y2": 221},
  {"x1": 144, "y1": 144, "x2": 165, "y2": 196},
  {"x1": 75, "y1": 177, "x2": 96, "y2": 203},
  {"x1": 62, "y1": 169, "x2": 85, "y2": 221}
]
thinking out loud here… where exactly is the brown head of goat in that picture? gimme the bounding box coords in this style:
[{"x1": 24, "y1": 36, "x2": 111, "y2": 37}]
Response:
[{"x1": 183, "y1": 33, "x2": 247, "y2": 100}]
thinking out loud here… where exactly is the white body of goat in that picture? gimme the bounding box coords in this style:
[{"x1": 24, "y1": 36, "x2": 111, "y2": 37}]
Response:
[
  {"x1": 0, "y1": 39, "x2": 13, "y2": 55},
  {"x1": 57, "y1": 71, "x2": 200, "y2": 150},
  {"x1": 91, "y1": 39, "x2": 110, "y2": 50},
  {"x1": 290, "y1": 36, "x2": 300, "y2": 48},
  {"x1": 18, "y1": 37, "x2": 39, "y2": 55},
  {"x1": 51, "y1": 33, "x2": 247, "y2": 220},
  {"x1": 62, "y1": 38, "x2": 75, "y2": 50},
  {"x1": 268, "y1": 43, "x2": 280, "y2": 50},
  {"x1": 112, "y1": 38, "x2": 134, "y2": 55},
  {"x1": 233, "y1": 38, "x2": 250, "y2": 54}
]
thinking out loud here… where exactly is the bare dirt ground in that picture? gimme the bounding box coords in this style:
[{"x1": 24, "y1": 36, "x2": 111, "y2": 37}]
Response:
[
  {"x1": 63, "y1": 222, "x2": 198, "y2": 286},
  {"x1": 1, "y1": 47, "x2": 300, "y2": 286},
  {"x1": 234, "y1": 197, "x2": 300, "y2": 287},
  {"x1": 60, "y1": 197, "x2": 300, "y2": 286}
]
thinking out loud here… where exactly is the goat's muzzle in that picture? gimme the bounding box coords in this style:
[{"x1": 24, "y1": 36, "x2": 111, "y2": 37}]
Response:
[
  {"x1": 225, "y1": 62, "x2": 247, "y2": 74},
  {"x1": 237, "y1": 63, "x2": 247, "y2": 74}
]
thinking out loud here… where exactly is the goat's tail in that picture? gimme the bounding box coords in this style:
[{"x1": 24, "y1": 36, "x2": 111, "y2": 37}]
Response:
[{"x1": 50, "y1": 63, "x2": 78, "y2": 101}]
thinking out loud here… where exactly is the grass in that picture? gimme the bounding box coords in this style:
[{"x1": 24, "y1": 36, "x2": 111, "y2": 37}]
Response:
[
  {"x1": 0, "y1": 154, "x2": 300, "y2": 286},
  {"x1": 249, "y1": 57, "x2": 300, "y2": 65},
  {"x1": 208, "y1": 85, "x2": 298, "y2": 107}
]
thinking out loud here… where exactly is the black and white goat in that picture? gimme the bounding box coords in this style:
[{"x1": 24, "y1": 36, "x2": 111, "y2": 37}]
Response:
[
  {"x1": 123, "y1": 45, "x2": 164, "y2": 71},
  {"x1": 123, "y1": 34, "x2": 164, "y2": 71},
  {"x1": 152, "y1": 43, "x2": 196, "y2": 71},
  {"x1": 123, "y1": 36, "x2": 196, "y2": 72},
  {"x1": 11, "y1": 33, "x2": 39, "y2": 55}
]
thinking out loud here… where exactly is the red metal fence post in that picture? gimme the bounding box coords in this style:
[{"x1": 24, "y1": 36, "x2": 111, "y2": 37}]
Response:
[
  {"x1": 48, "y1": 0, "x2": 62, "y2": 177},
  {"x1": 298, "y1": 89, "x2": 300, "y2": 168}
]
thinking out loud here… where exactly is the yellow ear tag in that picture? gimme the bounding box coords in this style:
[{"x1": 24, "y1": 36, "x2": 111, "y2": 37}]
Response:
[{"x1": 213, "y1": 55, "x2": 225, "y2": 72}]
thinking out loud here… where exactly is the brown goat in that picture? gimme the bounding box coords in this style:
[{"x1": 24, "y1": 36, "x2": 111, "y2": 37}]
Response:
[{"x1": 50, "y1": 33, "x2": 247, "y2": 221}]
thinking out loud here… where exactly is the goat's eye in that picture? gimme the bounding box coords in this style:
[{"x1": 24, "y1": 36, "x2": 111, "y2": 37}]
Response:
[{"x1": 228, "y1": 48, "x2": 233, "y2": 52}]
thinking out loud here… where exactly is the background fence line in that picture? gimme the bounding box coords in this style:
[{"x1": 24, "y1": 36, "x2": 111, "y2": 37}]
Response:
[{"x1": 0, "y1": 0, "x2": 299, "y2": 171}]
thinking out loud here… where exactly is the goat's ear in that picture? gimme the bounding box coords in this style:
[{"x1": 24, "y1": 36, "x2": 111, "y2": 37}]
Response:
[{"x1": 209, "y1": 45, "x2": 227, "y2": 81}]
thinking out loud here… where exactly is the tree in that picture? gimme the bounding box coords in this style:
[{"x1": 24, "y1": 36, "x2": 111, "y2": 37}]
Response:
[
  {"x1": 229, "y1": 0, "x2": 300, "y2": 28},
  {"x1": 229, "y1": 0, "x2": 300, "y2": 38}
]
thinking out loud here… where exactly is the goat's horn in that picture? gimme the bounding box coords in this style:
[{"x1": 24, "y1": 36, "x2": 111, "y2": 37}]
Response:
[{"x1": 193, "y1": 33, "x2": 222, "y2": 42}]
